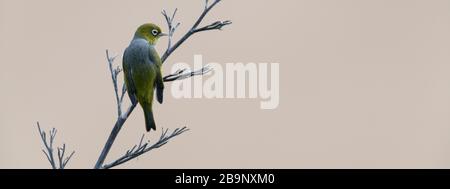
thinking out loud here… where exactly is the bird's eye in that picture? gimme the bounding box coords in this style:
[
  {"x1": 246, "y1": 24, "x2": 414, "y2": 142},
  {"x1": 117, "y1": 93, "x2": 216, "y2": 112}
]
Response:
[{"x1": 151, "y1": 29, "x2": 159, "y2": 36}]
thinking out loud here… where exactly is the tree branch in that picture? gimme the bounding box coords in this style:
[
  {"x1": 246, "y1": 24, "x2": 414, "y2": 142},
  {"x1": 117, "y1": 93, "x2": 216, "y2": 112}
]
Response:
[
  {"x1": 106, "y1": 50, "x2": 123, "y2": 117},
  {"x1": 101, "y1": 127, "x2": 189, "y2": 169},
  {"x1": 37, "y1": 122, "x2": 75, "y2": 169},
  {"x1": 161, "y1": 0, "x2": 231, "y2": 63},
  {"x1": 163, "y1": 65, "x2": 213, "y2": 82},
  {"x1": 94, "y1": 0, "x2": 230, "y2": 169}
]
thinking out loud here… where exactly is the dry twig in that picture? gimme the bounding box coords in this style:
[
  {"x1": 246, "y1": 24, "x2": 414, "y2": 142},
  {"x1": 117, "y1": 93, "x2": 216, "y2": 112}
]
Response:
[
  {"x1": 37, "y1": 122, "x2": 75, "y2": 169},
  {"x1": 102, "y1": 127, "x2": 189, "y2": 169}
]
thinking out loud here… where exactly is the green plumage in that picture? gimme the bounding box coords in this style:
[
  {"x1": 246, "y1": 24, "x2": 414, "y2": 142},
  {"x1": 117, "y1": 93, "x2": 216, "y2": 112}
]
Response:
[{"x1": 123, "y1": 23, "x2": 166, "y2": 132}]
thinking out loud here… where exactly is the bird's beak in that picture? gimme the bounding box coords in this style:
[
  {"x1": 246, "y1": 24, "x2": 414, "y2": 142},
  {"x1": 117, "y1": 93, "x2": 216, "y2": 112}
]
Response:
[{"x1": 158, "y1": 33, "x2": 168, "y2": 37}]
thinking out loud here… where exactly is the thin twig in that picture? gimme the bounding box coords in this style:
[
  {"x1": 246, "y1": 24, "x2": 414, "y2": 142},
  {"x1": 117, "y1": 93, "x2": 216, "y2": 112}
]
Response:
[
  {"x1": 106, "y1": 50, "x2": 122, "y2": 117},
  {"x1": 161, "y1": 0, "x2": 231, "y2": 63},
  {"x1": 102, "y1": 127, "x2": 189, "y2": 169},
  {"x1": 62, "y1": 151, "x2": 75, "y2": 168},
  {"x1": 162, "y1": 8, "x2": 180, "y2": 51},
  {"x1": 163, "y1": 65, "x2": 213, "y2": 82},
  {"x1": 37, "y1": 122, "x2": 75, "y2": 169}
]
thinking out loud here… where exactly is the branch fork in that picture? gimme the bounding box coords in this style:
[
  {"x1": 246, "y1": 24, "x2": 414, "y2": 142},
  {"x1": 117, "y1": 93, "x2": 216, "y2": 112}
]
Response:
[{"x1": 37, "y1": 122, "x2": 75, "y2": 169}]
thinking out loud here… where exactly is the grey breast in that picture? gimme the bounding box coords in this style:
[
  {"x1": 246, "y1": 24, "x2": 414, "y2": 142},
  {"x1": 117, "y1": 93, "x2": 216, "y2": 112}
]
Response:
[{"x1": 125, "y1": 39, "x2": 154, "y2": 66}]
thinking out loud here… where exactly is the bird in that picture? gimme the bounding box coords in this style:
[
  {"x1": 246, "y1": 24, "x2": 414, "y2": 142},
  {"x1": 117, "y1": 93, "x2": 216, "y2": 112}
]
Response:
[{"x1": 123, "y1": 23, "x2": 167, "y2": 132}]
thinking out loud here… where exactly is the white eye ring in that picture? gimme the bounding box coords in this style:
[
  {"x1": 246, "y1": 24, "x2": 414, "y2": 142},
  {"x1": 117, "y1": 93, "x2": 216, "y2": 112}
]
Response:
[{"x1": 151, "y1": 29, "x2": 159, "y2": 36}]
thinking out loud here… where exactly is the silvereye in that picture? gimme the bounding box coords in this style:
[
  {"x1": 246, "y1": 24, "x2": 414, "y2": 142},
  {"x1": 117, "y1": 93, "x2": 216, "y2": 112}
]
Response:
[{"x1": 123, "y1": 23, "x2": 167, "y2": 132}]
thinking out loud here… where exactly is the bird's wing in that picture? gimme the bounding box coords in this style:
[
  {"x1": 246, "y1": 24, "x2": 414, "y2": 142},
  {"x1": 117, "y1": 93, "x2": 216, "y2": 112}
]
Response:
[
  {"x1": 123, "y1": 48, "x2": 138, "y2": 104},
  {"x1": 155, "y1": 69, "x2": 164, "y2": 104},
  {"x1": 148, "y1": 48, "x2": 164, "y2": 104}
]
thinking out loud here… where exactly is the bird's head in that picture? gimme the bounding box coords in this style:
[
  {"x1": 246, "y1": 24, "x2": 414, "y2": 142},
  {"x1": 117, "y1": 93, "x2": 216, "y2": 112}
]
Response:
[{"x1": 134, "y1": 23, "x2": 167, "y2": 45}]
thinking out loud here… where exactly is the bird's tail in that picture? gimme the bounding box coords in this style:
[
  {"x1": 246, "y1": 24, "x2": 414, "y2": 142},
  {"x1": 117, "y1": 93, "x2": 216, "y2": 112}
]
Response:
[{"x1": 143, "y1": 105, "x2": 156, "y2": 132}]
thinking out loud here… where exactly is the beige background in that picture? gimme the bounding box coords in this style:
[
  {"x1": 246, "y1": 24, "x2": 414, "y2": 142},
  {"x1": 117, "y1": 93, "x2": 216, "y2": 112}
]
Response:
[{"x1": 1, "y1": 0, "x2": 450, "y2": 169}]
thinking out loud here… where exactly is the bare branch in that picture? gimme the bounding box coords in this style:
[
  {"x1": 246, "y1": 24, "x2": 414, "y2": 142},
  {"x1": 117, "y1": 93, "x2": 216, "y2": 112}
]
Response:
[
  {"x1": 191, "y1": 0, "x2": 222, "y2": 31},
  {"x1": 106, "y1": 50, "x2": 122, "y2": 117},
  {"x1": 37, "y1": 122, "x2": 56, "y2": 169},
  {"x1": 57, "y1": 145, "x2": 65, "y2": 169},
  {"x1": 62, "y1": 151, "x2": 75, "y2": 168},
  {"x1": 94, "y1": 101, "x2": 137, "y2": 169},
  {"x1": 193, "y1": 20, "x2": 232, "y2": 33},
  {"x1": 120, "y1": 83, "x2": 127, "y2": 105},
  {"x1": 164, "y1": 65, "x2": 213, "y2": 82},
  {"x1": 162, "y1": 8, "x2": 180, "y2": 51},
  {"x1": 101, "y1": 127, "x2": 189, "y2": 169},
  {"x1": 161, "y1": 0, "x2": 231, "y2": 63},
  {"x1": 37, "y1": 122, "x2": 75, "y2": 169}
]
